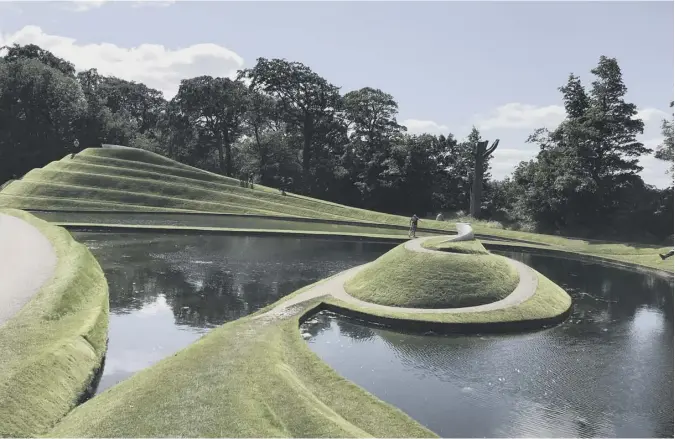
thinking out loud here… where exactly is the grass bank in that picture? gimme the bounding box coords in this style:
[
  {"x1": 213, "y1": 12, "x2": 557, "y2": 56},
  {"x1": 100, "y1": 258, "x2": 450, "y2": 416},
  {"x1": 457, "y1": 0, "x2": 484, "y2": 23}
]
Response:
[
  {"x1": 49, "y1": 283, "x2": 434, "y2": 438},
  {"x1": 0, "y1": 209, "x2": 109, "y2": 437},
  {"x1": 345, "y1": 242, "x2": 519, "y2": 308}
]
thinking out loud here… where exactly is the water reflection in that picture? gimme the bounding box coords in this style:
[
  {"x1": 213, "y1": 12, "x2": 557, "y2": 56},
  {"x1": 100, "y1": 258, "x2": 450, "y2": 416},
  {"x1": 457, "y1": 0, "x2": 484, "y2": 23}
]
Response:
[
  {"x1": 72, "y1": 232, "x2": 394, "y2": 393},
  {"x1": 305, "y1": 254, "x2": 674, "y2": 438}
]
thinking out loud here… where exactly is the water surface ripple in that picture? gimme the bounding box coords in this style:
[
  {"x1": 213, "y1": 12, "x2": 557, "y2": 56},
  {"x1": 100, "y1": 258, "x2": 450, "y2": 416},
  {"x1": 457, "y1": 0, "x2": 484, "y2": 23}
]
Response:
[{"x1": 303, "y1": 252, "x2": 674, "y2": 438}]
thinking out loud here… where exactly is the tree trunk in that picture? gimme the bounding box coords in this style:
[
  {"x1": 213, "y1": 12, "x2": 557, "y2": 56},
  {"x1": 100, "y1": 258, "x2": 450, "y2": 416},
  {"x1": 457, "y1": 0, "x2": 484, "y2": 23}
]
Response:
[
  {"x1": 470, "y1": 157, "x2": 483, "y2": 218},
  {"x1": 217, "y1": 142, "x2": 226, "y2": 175},
  {"x1": 302, "y1": 114, "x2": 314, "y2": 190},
  {"x1": 223, "y1": 130, "x2": 233, "y2": 177}
]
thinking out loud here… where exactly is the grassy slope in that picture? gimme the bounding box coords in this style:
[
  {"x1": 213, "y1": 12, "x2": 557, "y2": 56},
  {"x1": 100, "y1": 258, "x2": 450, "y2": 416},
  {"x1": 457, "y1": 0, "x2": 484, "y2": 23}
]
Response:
[
  {"x1": 50, "y1": 289, "x2": 434, "y2": 438},
  {"x1": 0, "y1": 209, "x2": 109, "y2": 437},
  {"x1": 0, "y1": 147, "x2": 671, "y2": 272},
  {"x1": 345, "y1": 243, "x2": 520, "y2": 308},
  {"x1": 331, "y1": 271, "x2": 571, "y2": 324}
]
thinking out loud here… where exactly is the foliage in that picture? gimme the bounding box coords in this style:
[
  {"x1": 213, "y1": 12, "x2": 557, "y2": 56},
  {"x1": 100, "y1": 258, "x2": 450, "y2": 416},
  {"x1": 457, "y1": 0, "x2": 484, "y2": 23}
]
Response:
[
  {"x1": 0, "y1": 45, "x2": 671, "y2": 243},
  {"x1": 505, "y1": 56, "x2": 670, "y2": 240},
  {"x1": 655, "y1": 101, "x2": 674, "y2": 178}
]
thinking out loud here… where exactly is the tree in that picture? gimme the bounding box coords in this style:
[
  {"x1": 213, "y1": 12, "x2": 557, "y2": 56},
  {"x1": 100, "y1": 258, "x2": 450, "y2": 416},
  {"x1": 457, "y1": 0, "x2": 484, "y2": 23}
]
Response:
[
  {"x1": 0, "y1": 58, "x2": 86, "y2": 183},
  {"x1": 343, "y1": 87, "x2": 405, "y2": 142},
  {"x1": 172, "y1": 76, "x2": 249, "y2": 176},
  {"x1": 97, "y1": 76, "x2": 166, "y2": 134},
  {"x1": 655, "y1": 101, "x2": 674, "y2": 179},
  {"x1": 343, "y1": 87, "x2": 405, "y2": 206},
  {"x1": 585, "y1": 56, "x2": 648, "y2": 182},
  {"x1": 1, "y1": 43, "x2": 76, "y2": 77},
  {"x1": 76, "y1": 68, "x2": 139, "y2": 148},
  {"x1": 520, "y1": 56, "x2": 650, "y2": 232},
  {"x1": 239, "y1": 58, "x2": 342, "y2": 188}
]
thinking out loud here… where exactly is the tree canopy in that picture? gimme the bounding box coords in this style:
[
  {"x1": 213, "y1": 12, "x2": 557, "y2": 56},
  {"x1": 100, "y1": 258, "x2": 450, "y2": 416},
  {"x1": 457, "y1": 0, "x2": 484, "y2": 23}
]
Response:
[{"x1": 0, "y1": 46, "x2": 671, "y2": 242}]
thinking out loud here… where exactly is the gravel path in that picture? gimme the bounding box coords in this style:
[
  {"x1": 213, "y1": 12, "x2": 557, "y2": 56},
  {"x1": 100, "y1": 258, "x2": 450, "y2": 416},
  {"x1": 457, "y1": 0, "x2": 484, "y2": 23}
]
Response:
[{"x1": 0, "y1": 213, "x2": 57, "y2": 326}]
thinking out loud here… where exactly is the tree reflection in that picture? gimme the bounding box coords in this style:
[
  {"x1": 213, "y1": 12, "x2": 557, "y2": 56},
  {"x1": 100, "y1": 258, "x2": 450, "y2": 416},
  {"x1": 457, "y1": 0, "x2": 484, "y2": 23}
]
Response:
[{"x1": 82, "y1": 232, "x2": 392, "y2": 331}]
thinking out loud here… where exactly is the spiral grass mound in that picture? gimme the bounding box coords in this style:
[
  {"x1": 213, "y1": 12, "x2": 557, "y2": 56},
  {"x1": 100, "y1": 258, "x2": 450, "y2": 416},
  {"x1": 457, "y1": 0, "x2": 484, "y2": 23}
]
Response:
[{"x1": 345, "y1": 240, "x2": 520, "y2": 309}]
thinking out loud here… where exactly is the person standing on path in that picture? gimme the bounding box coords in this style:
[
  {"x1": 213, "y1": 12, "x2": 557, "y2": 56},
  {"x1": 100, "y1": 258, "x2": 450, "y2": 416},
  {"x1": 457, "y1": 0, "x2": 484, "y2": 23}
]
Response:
[
  {"x1": 409, "y1": 214, "x2": 419, "y2": 238},
  {"x1": 70, "y1": 139, "x2": 80, "y2": 159}
]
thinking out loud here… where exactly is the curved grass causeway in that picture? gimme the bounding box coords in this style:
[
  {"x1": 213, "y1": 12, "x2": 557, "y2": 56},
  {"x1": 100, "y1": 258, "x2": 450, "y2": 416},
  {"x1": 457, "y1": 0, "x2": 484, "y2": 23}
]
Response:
[{"x1": 0, "y1": 208, "x2": 109, "y2": 437}]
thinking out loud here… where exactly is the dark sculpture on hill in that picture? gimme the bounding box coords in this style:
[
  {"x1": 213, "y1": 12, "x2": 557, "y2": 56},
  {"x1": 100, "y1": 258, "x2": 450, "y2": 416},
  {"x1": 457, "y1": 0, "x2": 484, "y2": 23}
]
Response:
[{"x1": 470, "y1": 139, "x2": 499, "y2": 218}]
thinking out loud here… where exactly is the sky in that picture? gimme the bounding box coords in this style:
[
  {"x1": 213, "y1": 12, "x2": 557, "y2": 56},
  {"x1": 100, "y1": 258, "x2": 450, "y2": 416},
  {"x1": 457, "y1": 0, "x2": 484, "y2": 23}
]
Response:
[{"x1": 1, "y1": 0, "x2": 673, "y2": 187}]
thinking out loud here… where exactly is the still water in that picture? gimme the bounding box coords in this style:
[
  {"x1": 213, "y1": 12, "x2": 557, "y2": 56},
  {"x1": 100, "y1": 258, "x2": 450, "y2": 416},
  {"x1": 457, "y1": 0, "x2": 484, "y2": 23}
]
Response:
[
  {"x1": 304, "y1": 252, "x2": 674, "y2": 438},
  {"x1": 71, "y1": 232, "x2": 395, "y2": 394}
]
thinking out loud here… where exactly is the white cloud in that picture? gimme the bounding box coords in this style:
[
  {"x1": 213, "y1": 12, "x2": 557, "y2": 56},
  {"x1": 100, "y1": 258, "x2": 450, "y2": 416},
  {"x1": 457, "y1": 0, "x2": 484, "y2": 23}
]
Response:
[
  {"x1": 402, "y1": 119, "x2": 449, "y2": 135},
  {"x1": 636, "y1": 107, "x2": 669, "y2": 123},
  {"x1": 638, "y1": 153, "x2": 672, "y2": 188},
  {"x1": 474, "y1": 103, "x2": 566, "y2": 131},
  {"x1": 62, "y1": 1, "x2": 108, "y2": 12},
  {"x1": 0, "y1": 25, "x2": 245, "y2": 99}
]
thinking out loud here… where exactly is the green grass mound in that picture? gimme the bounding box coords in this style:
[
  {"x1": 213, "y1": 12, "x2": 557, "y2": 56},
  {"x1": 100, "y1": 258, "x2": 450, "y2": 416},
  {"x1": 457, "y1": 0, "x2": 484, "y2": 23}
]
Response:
[
  {"x1": 422, "y1": 237, "x2": 490, "y2": 254},
  {"x1": 345, "y1": 241, "x2": 520, "y2": 308},
  {"x1": 329, "y1": 270, "x2": 571, "y2": 325},
  {"x1": 0, "y1": 209, "x2": 109, "y2": 437},
  {"x1": 49, "y1": 286, "x2": 433, "y2": 438}
]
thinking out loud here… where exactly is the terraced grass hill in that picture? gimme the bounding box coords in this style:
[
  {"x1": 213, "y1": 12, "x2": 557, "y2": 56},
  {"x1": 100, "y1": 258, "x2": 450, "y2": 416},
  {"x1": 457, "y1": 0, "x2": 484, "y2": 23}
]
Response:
[{"x1": 0, "y1": 147, "x2": 456, "y2": 231}]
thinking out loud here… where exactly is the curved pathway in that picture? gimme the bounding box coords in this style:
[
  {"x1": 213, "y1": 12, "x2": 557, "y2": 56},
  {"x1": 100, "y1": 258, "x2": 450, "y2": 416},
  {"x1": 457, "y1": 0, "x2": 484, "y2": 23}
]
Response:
[
  {"x1": 260, "y1": 235, "x2": 539, "y2": 319},
  {"x1": 0, "y1": 213, "x2": 57, "y2": 325}
]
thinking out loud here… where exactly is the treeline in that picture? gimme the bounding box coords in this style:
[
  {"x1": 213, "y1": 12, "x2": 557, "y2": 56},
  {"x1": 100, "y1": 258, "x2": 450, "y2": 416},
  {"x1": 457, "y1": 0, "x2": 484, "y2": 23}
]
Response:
[{"x1": 0, "y1": 44, "x2": 672, "y2": 242}]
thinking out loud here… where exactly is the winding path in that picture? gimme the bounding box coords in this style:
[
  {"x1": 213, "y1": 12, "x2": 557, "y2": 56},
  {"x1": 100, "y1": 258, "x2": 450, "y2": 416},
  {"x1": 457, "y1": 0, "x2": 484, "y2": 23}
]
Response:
[
  {"x1": 0, "y1": 213, "x2": 57, "y2": 325},
  {"x1": 259, "y1": 234, "x2": 539, "y2": 319}
]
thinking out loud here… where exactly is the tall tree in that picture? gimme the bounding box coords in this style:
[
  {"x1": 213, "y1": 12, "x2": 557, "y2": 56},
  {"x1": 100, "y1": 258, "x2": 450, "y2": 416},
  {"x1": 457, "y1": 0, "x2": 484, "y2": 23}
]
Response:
[
  {"x1": 655, "y1": 101, "x2": 674, "y2": 179},
  {"x1": 239, "y1": 58, "x2": 342, "y2": 188},
  {"x1": 76, "y1": 68, "x2": 139, "y2": 148},
  {"x1": 584, "y1": 56, "x2": 648, "y2": 183},
  {"x1": 172, "y1": 76, "x2": 249, "y2": 176},
  {"x1": 0, "y1": 57, "x2": 86, "y2": 182},
  {"x1": 343, "y1": 87, "x2": 405, "y2": 206}
]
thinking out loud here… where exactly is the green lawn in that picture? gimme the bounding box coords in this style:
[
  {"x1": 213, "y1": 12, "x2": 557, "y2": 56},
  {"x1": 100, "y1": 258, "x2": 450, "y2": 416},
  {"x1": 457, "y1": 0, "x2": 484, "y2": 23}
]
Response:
[
  {"x1": 0, "y1": 209, "x2": 108, "y2": 437},
  {"x1": 345, "y1": 242, "x2": 520, "y2": 308},
  {"x1": 49, "y1": 285, "x2": 434, "y2": 438}
]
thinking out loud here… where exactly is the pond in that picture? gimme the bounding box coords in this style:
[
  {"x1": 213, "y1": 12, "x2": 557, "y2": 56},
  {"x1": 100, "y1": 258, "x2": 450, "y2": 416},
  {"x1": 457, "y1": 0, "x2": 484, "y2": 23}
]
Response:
[
  {"x1": 303, "y1": 252, "x2": 674, "y2": 438},
  {"x1": 71, "y1": 232, "x2": 395, "y2": 394}
]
